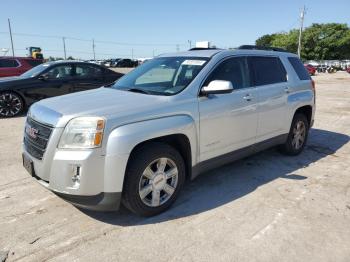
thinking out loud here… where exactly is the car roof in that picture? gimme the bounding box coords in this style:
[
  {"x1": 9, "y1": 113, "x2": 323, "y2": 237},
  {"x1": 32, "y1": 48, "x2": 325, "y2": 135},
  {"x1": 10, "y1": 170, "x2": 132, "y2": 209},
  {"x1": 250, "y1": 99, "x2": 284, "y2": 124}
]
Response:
[
  {"x1": 157, "y1": 48, "x2": 297, "y2": 58},
  {"x1": 0, "y1": 56, "x2": 42, "y2": 60},
  {"x1": 44, "y1": 60, "x2": 102, "y2": 66}
]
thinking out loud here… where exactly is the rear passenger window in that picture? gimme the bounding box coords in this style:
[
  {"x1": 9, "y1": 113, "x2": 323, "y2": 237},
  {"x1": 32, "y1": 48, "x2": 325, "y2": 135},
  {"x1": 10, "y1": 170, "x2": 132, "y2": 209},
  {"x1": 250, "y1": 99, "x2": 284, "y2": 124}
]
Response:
[
  {"x1": 0, "y1": 59, "x2": 19, "y2": 68},
  {"x1": 75, "y1": 64, "x2": 103, "y2": 77},
  {"x1": 251, "y1": 56, "x2": 287, "y2": 86},
  {"x1": 205, "y1": 57, "x2": 251, "y2": 89},
  {"x1": 288, "y1": 57, "x2": 311, "y2": 80}
]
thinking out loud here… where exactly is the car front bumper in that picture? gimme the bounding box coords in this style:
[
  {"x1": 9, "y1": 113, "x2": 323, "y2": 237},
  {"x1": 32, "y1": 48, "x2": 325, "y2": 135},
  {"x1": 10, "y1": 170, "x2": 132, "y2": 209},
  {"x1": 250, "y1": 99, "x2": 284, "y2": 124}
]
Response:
[{"x1": 22, "y1": 146, "x2": 126, "y2": 212}]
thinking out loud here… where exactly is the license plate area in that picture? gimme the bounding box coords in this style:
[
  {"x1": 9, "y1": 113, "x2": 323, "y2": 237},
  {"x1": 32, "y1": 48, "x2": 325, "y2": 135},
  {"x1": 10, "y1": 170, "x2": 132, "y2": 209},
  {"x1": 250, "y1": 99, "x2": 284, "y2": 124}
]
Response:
[{"x1": 22, "y1": 154, "x2": 34, "y2": 176}]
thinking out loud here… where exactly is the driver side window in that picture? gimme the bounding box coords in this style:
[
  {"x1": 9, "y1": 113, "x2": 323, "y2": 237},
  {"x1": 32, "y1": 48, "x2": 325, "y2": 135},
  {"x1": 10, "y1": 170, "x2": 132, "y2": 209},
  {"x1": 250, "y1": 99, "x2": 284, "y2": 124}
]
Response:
[
  {"x1": 45, "y1": 65, "x2": 73, "y2": 79},
  {"x1": 205, "y1": 57, "x2": 251, "y2": 89}
]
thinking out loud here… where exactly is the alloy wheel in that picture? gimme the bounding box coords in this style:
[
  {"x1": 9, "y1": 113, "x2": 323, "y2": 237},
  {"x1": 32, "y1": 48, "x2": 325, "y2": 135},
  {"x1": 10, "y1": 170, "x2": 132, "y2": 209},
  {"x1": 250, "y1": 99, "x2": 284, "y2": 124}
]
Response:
[
  {"x1": 291, "y1": 120, "x2": 306, "y2": 150},
  {"x1": 0, "y1": 92, "x2": 23, "y2": 117},
  {"x1": 138, "y1": 157, "x2": 178, "y2": 207}
]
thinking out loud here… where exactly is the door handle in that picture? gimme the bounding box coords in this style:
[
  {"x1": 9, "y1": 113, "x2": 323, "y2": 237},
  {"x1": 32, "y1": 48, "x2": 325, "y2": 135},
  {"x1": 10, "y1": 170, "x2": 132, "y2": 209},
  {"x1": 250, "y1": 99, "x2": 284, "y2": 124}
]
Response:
[
  {"x1": 284, "y1": 87, "x2": 291, "y2": 93},
  {"x1": 243, "y1": 94, "x2": 252, "y2": 101}
]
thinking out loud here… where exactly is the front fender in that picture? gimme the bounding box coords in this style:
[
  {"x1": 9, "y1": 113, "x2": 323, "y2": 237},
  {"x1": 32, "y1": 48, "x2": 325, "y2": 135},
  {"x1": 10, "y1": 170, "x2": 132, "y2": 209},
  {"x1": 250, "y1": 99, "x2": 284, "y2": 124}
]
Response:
[{"x1": 103, "y1": 115, "x2": 197, "y2": 192}]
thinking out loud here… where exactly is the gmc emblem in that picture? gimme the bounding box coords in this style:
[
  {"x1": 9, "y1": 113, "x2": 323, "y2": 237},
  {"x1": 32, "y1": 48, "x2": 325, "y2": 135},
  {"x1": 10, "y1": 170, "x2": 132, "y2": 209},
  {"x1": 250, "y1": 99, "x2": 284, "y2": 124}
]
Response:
[{"x1": 26, "y1": 125, "x2": 39, "y2": 139}]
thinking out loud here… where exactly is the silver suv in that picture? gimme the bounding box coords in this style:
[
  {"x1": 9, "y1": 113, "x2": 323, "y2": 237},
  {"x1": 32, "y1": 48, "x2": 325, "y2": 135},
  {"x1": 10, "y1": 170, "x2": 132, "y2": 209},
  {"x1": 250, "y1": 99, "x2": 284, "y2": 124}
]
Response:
[{"x1": 22, "y1": 46, "x2": 315, "y2": 216}]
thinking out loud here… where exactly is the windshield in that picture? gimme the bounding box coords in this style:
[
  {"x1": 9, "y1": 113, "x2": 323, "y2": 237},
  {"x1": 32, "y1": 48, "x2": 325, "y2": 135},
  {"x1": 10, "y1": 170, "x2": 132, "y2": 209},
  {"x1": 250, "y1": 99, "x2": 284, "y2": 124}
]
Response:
[
  {"x1": 112, "y1": 57, "x2": 209, "y2": 95},
  {"x1": 20, "y1": 63, "x2": 51, "y2": 78}
]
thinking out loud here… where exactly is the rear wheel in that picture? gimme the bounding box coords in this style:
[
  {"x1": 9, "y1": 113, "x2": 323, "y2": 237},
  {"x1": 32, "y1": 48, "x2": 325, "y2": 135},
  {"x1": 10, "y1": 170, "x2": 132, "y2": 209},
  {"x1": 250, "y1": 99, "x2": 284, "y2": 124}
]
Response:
[
  {"x1": 279, "y1": 113, "x2": 309, "y2": 155},
  {"x1": 122, "y1": 143, "x2": 185, "y2": 216},
  {"x1": 0, "y1": 92, "x2": 24, "y2": 118}
]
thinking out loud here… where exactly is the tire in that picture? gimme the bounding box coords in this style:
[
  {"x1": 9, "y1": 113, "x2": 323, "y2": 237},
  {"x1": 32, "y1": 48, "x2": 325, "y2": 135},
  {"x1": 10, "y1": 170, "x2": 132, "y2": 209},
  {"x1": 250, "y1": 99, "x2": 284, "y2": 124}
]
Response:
[
  {"x1": 122, "y1": 142, "x2": 186, "y2": 217},
  {"x1": 279, "y1": 113, "x2": 309, "y2": 155},
  {"x1": 0, "y1": 91, "x2": 24, "y2": 118}
]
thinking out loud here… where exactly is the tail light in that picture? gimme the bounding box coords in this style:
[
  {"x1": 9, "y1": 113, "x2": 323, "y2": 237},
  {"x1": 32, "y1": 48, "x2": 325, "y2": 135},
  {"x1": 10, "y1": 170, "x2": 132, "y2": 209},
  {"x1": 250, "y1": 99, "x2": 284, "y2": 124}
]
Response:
[{"x1": 311, "y1": 79, "x2": 316, "y2": 101}]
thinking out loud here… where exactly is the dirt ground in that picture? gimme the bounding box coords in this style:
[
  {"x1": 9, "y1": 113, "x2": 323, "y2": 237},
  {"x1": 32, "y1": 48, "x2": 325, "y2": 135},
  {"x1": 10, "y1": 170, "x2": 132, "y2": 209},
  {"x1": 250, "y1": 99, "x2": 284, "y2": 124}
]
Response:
[{"x1": 0, "y1": 72, "x2": 349, "y2": 262}]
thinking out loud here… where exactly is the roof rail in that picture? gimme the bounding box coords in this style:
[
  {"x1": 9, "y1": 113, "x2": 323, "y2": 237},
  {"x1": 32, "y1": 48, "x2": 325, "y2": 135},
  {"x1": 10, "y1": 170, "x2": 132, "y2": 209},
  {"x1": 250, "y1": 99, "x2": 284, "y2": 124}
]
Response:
[
  {"x1": 238, "y1": 45, "x2": 289, "y2": 53},
  {"x1": 189, "y1": 47, "x2": 221, "y2": 51}
]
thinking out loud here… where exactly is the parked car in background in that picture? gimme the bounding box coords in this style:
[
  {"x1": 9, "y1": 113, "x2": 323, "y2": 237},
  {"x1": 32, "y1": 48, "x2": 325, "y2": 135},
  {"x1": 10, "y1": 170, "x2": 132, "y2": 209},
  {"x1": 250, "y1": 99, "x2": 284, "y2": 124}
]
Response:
[
  {"x1": 110, "y1": 58, "x2": 121, "y2": 67},
  {"x1": 316, "y1": 65, "x2": 327, "y2": 73},
  {"x1": 0, "y1": 57, "x2": 43, "y2": 77},
  {"x1": 115, "y1": 58, "x2": 138, "y2": 67},
  {"x1": 103, "y1": 60, "x2": 112, "y2": 67},
  {"x1": 0, "y1": 61, "x2": 123, "y2": 117},
  {"x1": 346, "y1": 67, "x2": 350, "y2": 74},
  {"x1": 304, "y1": 64, "x2": 316, "y2": 76},
  {"x1": 22, "y1": 46, "x2": 315, "y2": 216}
]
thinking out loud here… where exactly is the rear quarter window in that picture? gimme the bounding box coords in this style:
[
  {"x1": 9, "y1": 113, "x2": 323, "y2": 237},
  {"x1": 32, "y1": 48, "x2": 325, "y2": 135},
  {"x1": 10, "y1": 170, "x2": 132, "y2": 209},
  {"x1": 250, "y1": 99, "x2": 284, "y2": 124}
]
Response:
[
  {"x1": 0, "y1": 59, "x2": 19, "y2": 68},
  {"x1": 288, "y1": 57, "x2": 311, "y2": 80},
  {"x1": 250, "y1": 56, "x2": 287, "y2": 86}
]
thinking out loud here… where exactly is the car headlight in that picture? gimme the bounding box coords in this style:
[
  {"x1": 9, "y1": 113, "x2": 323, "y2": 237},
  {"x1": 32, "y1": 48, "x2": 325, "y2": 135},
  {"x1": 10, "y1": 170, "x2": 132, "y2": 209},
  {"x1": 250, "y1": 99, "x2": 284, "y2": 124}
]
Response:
[{"x1": 58, "y1": 117, "x2": 105, "y2": 149}]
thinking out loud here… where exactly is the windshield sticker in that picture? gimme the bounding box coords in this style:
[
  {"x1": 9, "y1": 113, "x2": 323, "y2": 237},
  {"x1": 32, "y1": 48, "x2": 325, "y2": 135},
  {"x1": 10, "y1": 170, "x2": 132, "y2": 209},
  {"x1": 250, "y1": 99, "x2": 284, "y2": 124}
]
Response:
[{"x1": 182, "y1": 60, "x2": 206, "y2": 66}]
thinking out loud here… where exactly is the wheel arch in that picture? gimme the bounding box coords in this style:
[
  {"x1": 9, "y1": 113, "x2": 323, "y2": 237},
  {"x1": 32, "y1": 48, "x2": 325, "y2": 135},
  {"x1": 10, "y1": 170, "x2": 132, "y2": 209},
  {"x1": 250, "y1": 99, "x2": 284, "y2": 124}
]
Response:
[
  {"x1": 294, "y1": 105, "x2": 313, "y2": 126},
  {"x1": 127, "y1": 134, "x2": 192, "y2": 180},
  {"x1": 104, "y1": 115, "x2": 198, "y2": 193}
]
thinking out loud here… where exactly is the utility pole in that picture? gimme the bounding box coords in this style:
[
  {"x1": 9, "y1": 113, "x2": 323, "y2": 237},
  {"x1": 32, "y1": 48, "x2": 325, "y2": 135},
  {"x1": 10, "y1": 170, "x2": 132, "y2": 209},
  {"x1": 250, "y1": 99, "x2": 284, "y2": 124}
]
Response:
[
  {"x1": 176, "y1": 44, "x2": 179, "y2": 52},
  {"x1": 131, "y1": 48, "x2": 134, "y2": 59},
  {"x1": 62, "y1": 37, "x2": 67, "y2": 59},
  {"x1": 92, "y1": 39, "x2": 96, "y2": 60},
  {"x1": 152, "y1": 49, "x2": 156, "y2": 57},
  {"x1": 8, "y1": 18, "x2": 15, "y2": 57},
  {"x1": 297, "y1": 5, "x2": 306, "y2": 58},
  {"x1": 188, "y1": 40, "x2": 192, "y2": 50}
]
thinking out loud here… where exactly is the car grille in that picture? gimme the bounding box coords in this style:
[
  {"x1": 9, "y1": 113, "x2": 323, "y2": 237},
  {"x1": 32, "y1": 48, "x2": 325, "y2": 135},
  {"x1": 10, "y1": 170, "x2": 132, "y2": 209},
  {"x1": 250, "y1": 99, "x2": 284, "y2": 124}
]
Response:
[{"x1": 24, "y1": 117, "x2": 53, "y2": 160}]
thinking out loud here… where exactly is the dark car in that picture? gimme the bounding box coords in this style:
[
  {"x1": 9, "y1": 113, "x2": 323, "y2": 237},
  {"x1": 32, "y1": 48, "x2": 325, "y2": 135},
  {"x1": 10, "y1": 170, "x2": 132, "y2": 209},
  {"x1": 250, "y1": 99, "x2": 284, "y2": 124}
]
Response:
[
  {"x1": 115, "y1": 59, "x2": 138, "y2": 68},
  {"x1": 0, "y1": 57, "x2": 43, "y2": 78},
  {"x1": 346, "y1": 67, "x2": 350, "y2": 74},
  {"x1": 0, "y1": 61, "x2": 123, "y2": 117}
]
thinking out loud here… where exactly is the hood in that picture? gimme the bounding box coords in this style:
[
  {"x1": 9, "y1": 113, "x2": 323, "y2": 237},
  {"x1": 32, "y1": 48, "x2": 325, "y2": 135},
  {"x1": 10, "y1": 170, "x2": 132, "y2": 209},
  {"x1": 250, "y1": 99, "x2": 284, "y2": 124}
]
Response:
[
  {"x1": 29, "y1": 87, "x2": 171, "y2": 127},
  {"x1": 0, "y1": 76, "x2": 31, "y2": 89},
  {"x1": 0, "y1": 76, "x2": 22, "y2": 83}
]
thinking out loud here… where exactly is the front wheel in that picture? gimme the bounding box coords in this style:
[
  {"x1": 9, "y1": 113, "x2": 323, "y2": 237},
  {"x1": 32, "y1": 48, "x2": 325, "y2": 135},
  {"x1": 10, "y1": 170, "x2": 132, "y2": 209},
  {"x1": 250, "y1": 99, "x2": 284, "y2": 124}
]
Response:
[
  {"x1": 122, "y1": 143, "x2": 186, "y2": 216},
  {"x1": 279, "y1": 113, "x2": 309, "y2": 155},
  {"x1": 0, "y1": 92, "x2": 24, "y2": 118}
]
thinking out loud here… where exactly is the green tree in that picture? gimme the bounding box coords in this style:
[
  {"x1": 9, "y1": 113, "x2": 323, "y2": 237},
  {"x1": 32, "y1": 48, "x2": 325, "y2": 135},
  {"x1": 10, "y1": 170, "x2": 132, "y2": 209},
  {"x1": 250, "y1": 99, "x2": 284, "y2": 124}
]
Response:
[
  {"x1": 256, "y1": 34, "x2": 277, "y2": 47},
  {"x1": 255, "y1": 23, "x2": 350, "y2": 60}
]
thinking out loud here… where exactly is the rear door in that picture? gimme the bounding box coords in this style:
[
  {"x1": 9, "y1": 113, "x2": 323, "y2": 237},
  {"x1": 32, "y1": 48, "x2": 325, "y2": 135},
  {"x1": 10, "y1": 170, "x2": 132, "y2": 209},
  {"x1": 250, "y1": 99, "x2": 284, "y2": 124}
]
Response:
[
  {"x1": 249, "y1": 56, "x2": 288, "y2": 142},
  {"x1": 72, "y1": 64, "x2": 105, "y2": 92}
]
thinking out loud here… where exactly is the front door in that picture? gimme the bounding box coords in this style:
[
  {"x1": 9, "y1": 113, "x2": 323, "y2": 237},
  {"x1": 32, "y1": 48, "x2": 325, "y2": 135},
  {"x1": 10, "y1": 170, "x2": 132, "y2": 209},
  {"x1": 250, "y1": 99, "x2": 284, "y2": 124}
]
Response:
[
  {"x1": 199, "y1": 56, "x2": 258, "y2": 162},
  {"x1": 26, "y1": 64, "x2": 74, "y2": 100}
]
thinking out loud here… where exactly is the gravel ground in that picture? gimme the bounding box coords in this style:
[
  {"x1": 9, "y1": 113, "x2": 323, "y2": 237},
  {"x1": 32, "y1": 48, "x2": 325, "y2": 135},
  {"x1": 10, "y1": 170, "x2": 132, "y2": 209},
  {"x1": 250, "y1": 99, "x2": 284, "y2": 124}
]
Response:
[{"x1": 0, "y1": 72, "x2": 349, "y2": 262}]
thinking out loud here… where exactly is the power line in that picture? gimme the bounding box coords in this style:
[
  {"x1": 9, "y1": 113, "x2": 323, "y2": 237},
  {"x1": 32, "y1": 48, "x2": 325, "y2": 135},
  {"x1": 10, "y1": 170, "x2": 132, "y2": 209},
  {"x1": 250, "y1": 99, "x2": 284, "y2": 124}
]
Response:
[{"x1": 0, "y1": 31, "x2": 186, "y2": 47}]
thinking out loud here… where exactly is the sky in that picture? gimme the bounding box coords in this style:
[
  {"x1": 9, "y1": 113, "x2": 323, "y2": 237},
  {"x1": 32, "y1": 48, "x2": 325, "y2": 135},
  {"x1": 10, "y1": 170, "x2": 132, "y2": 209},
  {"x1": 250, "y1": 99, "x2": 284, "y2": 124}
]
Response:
[{"x1": 0, "y1": 0, "x2": 349, "y2": 59}]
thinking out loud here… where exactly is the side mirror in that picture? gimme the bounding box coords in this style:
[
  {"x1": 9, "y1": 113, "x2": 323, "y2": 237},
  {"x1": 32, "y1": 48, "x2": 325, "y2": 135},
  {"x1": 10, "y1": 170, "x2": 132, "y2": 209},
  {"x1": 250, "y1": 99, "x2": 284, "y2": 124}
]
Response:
[
  {"x1": 201, "y1": 80, "x2": 234, "y2": 95},
  {"x1": 38, "y1": 74, "x2": 49, "y2": 81}
]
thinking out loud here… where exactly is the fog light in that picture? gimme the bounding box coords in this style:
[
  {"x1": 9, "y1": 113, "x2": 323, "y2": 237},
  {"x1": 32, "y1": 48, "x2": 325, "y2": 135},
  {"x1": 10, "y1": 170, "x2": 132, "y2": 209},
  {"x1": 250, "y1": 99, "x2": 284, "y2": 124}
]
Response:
[{"x1": 71, "y1": 165, "x2": 81, "y2": 187}]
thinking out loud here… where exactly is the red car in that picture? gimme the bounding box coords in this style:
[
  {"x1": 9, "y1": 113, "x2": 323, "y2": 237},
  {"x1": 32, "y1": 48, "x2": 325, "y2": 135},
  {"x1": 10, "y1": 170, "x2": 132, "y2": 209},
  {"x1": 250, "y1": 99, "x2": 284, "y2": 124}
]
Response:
[
  {"x1": 0, "y1": 57, "x2": 43, "y2": 77},
  {"x1": 304, "y1": 64, "x2": 316, "y2": 76},
  {"x1": 346, "y1": 67, "x2": 350, "y2": 74}
]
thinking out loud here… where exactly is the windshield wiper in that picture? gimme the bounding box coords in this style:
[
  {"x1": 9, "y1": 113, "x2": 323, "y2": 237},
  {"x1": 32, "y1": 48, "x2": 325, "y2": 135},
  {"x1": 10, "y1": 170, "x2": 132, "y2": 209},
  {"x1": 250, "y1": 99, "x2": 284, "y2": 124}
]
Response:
[{"x1": 126, "y1": 88, "x2": 151, "y2": 94}]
